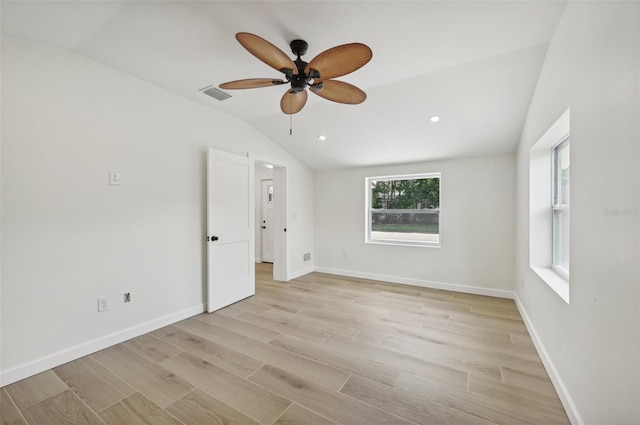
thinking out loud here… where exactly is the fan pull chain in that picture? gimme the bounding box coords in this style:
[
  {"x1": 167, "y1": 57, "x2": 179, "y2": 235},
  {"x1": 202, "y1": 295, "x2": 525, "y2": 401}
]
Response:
[{"x1": 290, "y1": 113, "x2": 293, "y2": 135}]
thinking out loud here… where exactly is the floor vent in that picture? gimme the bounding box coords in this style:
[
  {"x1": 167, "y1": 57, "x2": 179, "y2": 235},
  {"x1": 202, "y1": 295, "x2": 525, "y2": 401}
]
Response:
[{"x1": 200, "y1": 85, "x2": 231, "y2": 101}]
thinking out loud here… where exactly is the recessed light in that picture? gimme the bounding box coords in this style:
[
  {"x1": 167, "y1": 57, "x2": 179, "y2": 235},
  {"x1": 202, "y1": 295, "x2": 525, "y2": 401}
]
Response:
[
  {"x1": 318, "y1": 135, "x2": 327, "y2": 141},
  {"x1": 430, "y1": 115, "x2": 441, "y2": 123}
]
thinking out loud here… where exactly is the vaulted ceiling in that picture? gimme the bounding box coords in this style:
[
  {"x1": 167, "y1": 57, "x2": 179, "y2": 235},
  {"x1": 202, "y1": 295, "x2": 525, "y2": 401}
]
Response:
[{"x1": 1, "y1": 1, "x2": 566, "y2": 170}]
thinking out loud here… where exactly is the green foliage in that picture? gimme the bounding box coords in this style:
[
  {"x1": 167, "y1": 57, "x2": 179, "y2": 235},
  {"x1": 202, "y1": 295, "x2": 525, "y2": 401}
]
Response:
[{"x1": 371, "y1": 177, "x2": 440, "y2": 209}]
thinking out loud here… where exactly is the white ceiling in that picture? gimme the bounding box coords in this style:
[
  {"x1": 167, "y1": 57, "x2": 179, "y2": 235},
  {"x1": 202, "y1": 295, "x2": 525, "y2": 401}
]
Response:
[{"x1": 1, "y1": 1, "x2": 567, "y2": 170}]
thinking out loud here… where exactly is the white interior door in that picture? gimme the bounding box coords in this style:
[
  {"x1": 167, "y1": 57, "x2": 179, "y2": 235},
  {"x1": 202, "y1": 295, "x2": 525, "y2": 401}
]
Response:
[
  {"x1": 261, "y1": 179, "x2": 274, "y2": 263},
  {"x1": 207, "y1": 148, "x2": 255, "y2": 313}
]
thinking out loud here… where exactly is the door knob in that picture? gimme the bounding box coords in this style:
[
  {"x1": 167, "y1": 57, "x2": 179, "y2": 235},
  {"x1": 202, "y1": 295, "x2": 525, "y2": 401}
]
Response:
[
  {"x1": 208, "y1": 236, "x2": 219, "y2": 242},
  {"x1": 261, "y1": 226, "x2": 267, "y2": 229}
]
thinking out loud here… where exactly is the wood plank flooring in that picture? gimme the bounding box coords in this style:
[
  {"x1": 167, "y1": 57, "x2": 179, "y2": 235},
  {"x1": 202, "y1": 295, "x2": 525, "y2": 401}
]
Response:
[{"x1": 1, "y1": 264, "x2": 570, "y2": 425}]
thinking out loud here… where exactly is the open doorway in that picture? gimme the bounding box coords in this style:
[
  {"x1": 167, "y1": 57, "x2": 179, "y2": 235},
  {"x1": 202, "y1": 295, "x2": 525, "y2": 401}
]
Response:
[
  {"x1": 254, "y1": 160, "x2": 287, "y2": 281},
  {"x1": 260, "y1": 179, "x2": 275, "y2": 263}
]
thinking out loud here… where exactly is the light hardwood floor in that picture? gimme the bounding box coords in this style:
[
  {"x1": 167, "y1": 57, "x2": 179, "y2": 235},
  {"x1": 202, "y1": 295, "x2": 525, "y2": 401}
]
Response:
[{"x1": 1, "y1": 264, "x2": 570, "y2": 425}]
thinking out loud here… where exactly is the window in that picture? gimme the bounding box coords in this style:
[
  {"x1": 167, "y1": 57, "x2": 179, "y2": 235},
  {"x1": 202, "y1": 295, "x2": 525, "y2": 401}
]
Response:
[
  {"x1": 365, "y1": 173, "x2": 440, "y2": 247},
  {"x1": 529, "y1": 108, "x2": 570, "y2": 303},
  {"x1": 552, "y1": 138, "x2": 570, "y2": 278}
]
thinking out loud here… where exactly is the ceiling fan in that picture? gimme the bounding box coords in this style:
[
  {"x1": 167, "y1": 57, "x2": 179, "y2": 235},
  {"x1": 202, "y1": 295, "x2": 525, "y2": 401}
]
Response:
[{"x1": 219, "y1": 33, "x2": 372, "y2": 115}]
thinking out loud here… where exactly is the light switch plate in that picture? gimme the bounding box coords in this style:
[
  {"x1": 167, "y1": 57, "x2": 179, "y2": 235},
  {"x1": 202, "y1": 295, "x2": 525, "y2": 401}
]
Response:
[
  {"x1": 109, "y1": 172, "x2": 120, "y2": 186},
  {"x1": 98, "y1": 296, "x2": 110, "y2": 312}
]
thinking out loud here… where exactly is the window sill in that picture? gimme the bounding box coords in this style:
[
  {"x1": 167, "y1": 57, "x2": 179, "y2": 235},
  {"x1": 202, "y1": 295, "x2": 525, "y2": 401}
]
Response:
[
  {"x1": 531, "y1": 266, "x2": 570, "y2": 304},
  {"x1": 366, "y1": 239, "x2": 441, "y2": 248}
]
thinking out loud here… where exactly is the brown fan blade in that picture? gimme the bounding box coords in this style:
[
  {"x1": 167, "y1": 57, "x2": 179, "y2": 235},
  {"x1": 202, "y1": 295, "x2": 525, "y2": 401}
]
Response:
[
  {"x1": 236, "y1": 32, "x2": 297, "y2": 75},
  {"x1": 305, "y1": 43, "x2": 372, "y2": 80},
  {"x1": 280, "y1": 89, "x2": 308, "y2": 115},
  {"x1": 310, "y1": 80, "x2": 367, "y2": 104},
  {"x1": 219, "y1": 78, "x2": 286, "y2": 90}
]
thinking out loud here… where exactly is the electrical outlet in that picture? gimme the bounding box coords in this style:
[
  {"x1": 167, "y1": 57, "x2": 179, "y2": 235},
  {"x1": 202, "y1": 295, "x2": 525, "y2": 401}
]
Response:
[
  {"x1": 342, "y1": 251, "x2": 348, "y2": 260},
  {"x1": 303, "y1": 253, "x2": 311, "y2": 261},
  {"x1": 98, "y1": 296, "x2": 110, "y2": 312},
  {"x1": 123, "y1": 292, "x2": 131, "y2": 303}
]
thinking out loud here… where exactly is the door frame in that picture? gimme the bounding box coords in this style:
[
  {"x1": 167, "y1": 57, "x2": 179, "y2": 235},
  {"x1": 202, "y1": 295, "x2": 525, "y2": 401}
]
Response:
[{"x1": 253, "y1": 155, "x2": 288, "y2": 282}]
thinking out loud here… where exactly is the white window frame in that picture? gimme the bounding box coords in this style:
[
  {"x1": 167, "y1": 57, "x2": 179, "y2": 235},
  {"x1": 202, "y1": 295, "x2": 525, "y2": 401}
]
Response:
[
  {"x1": 365, "y1": 172, "x2": 441, "y2": 248},
  {"x1": 551, "y1": 137, "x2": 570, "y2": 280}
]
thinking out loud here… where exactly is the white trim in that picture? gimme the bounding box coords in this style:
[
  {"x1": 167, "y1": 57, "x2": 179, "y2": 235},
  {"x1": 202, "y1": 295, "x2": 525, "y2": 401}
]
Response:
[
  {"x1": 365, "y1": 173, "x2": 442, "y2": 248},
  {"x1": 313, "y1": 266, "x2": 514, "y2": 299},
  {"x1": 550, "y1": 263, "x2": 569, "y2": 282},
  {"x1": 255, "y1": 257, "x2": 262, "y2": 263},
  {"x1": 551, "y1": 138, "x2": 570, "y2": 278},
  {"x1": 370, "y1": 208, "x2": 440, "y2": 214},
  {"x1": 366, "y1": 239, "x2": 441, "y2": 248},
  {"x1": 287, "y1": 266, "x2": 314, "y2": 281},
  {"x1": 367, "y1": 172, "x2": 442, "y2": 182},
  {"x1": 252, "y1": 154, "x2": 288, "y2": 169},
  {"x1": 514, "y1": 294, "x2": 583, "y2": 425},
  {"x1": 551, "y1": 137, "x2": 570, "y2": 207},
  {"x1": 0, "y1": 304, "x2": 205, "y2": 387},
  {"x1": 530, "y1": 266, "x2": 570, "y2": 304},
  {"x1": 252, "y1": 155, "x2": 288, "y2": 282}
]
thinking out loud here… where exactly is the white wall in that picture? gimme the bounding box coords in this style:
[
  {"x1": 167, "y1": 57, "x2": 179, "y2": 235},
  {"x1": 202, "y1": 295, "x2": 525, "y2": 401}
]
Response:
[
  {"x1": 514, "y1": 3, "x2": 640, "y2": 424},
  {"x1": 285, "y1": 165, "x2": 315, "y2": 279},
  {"x1": 0, "y1": 37, "x2": 314, "y2": 384},
  {"x1": 314, "y1": 154, "x2": 515, "y2": 296}
]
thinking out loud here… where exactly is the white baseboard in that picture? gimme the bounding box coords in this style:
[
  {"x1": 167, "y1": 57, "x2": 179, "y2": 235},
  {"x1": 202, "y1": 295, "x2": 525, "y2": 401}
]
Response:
[
  {"x1": 287, "y1": 266, "x2": 314, "y2": 281},
  {"x1": 255, "y1": 257, "x2": 262, "y2": 263},
  {"x1": 313, "y1": 266, "x2": 514, "y2": 299},
  {"x1": 0, "y1": 303, "x2": 205, "y2": 387},
  {"x1": 514, "y1": 294, "x2": 582, "y2": 425}
]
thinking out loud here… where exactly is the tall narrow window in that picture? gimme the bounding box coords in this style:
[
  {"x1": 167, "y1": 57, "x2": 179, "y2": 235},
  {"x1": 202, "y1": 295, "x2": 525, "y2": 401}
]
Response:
[
  {"x1": 365, "y1": 173, "x2": 440, "y2": 247},
  {"x1": 552, "y1": 138, "x2": 570, "y2": 279},
  {"x1": 530, "y1": 108, "x2": 570, "y2": 302}
]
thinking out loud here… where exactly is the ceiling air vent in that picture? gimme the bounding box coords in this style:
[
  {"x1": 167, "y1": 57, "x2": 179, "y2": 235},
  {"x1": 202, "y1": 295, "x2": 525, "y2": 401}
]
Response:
[{"x1": 200, "y1": 85, "x2": 231, "y2": 101}]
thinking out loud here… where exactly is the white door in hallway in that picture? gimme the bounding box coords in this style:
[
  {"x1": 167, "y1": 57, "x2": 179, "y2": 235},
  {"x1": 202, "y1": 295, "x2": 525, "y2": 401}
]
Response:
[
  {"x1": 207, "y1": 148, "x2": 255, "y2": 313},
  {"x1": 261, "y1": 179, "x2": 274, "y2": 263}
]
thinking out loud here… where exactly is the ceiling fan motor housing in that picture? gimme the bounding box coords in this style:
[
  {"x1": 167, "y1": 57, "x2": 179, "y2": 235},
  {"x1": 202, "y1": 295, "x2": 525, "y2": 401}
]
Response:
[
  {"x1": 289, "y1": 39, "x2": 323, "y2": 93},
  {"x1": 291, "y1": 74, "x2": 307, "y2": 92},
  {"x1": 290, "y1": 39, "x2": 308, "y2": 57}
]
